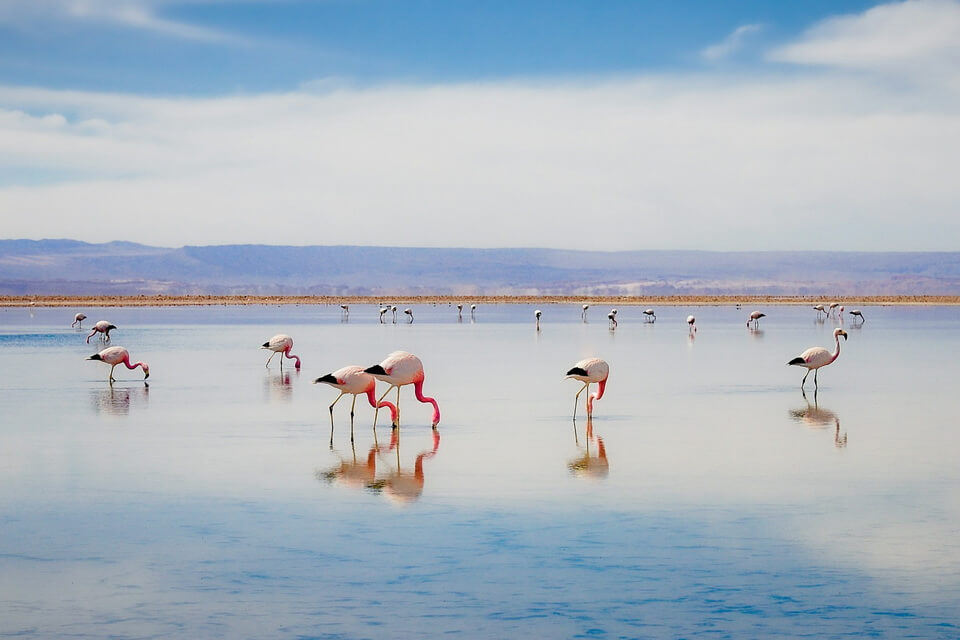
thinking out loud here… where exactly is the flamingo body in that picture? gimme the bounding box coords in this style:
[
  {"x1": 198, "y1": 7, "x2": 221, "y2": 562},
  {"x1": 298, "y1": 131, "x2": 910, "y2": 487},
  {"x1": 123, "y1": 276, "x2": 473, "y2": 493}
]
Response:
[
  {"x1": 315, "y1": 365, "x2": 398, "y2": 439},
  {"x1": 365, "y1": 351, "x2": 440, "y2": 427},
  {"x1": 87, "y1": 345, "x2": 149, "y2": 382},
  {"x1": 747, "y1": 310, "x2": 766, "y2": 327},
  {"x1": 261, "y1": 334, "x2": 301, "y2": 369},
  {"x1": 72, "y1": 313, "x2": 87, "y2": 328},
  {"x1": 788, "y1": 328, "x2": 847, "y2": 389},
  {"x1": 86, "y1": 320, "x2": 116, "y2": 343},
  {"x1": 566, "y1": 357, "x2": 609, "y2": 418},
  {"x1": 850, "y1": 309, "x2": 865, "y2": 323}
]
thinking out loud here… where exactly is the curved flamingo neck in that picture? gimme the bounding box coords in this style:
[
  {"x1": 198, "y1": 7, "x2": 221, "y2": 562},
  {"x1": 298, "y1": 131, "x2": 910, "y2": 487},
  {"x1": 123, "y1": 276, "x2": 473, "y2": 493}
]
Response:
[
  {"x1": 121, "y1": 354, "x2": 146, "y2": 372},
  {"x1": 283, "y1": 347, "x2": 301, "y2": 369},
  {"x1": 365, "y1": 387, "x2": 398, "y2": 423},
  {"x1": 413, "y1": 380, "x2": 441, "y2": 426},
  {"x1": 830, "y1": 334, "x2": 842, "y2": 363},
  {"x1": 586, "y1": 378, "x2": 607, "y2": 413}
]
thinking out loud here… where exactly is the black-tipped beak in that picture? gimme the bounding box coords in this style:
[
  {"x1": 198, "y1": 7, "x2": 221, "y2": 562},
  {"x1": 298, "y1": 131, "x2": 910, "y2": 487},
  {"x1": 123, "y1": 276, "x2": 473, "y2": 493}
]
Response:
[
  {"x1": 566, "y1": 366, "x2": 588, "y2": 377},
  {"x1": 364, "y1": 364, "x2": 386, "y2": 375},
  {"x1": 314, "y1": 373, "x2": 337, "y2": 384},
  {"x1": 144, "y1": 372, "x2": 150, "y2": 379},
  {"x1": 87, "y1": 353, "x2": 102, "y2": 360},
  {"x1": 261, "y1": 341, "x2": 270, "y2": 348}
]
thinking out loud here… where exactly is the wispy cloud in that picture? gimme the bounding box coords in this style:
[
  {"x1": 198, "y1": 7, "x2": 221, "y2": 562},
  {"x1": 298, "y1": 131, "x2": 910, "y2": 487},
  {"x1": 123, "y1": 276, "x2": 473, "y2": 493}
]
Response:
[
  {"x1": 0, "y1": 0, "x2": 246, "y2": 43},
  {"x1": 769, "y1": 0, "x2": 960, "y2": 72},
  {"x1": 701, "y1": 23, "x2": 764, "y2": 61}
]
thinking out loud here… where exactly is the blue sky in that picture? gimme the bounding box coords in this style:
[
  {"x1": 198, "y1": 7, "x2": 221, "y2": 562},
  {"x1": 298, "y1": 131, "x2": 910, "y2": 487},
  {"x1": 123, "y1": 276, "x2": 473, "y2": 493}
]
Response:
[{"x1": 0, "y1": 1, "x2": 958, "y2": 250}]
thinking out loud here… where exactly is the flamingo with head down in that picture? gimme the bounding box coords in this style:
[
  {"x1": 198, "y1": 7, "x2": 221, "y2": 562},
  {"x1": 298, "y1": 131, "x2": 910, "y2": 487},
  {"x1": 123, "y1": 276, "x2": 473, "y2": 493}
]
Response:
[
  {"x1": 86, "y1": 320, "x2": 116, "y2": 343},
  {"x1": 365, "y1": 351, "x2": 440, "y2": 428},
  {"x1": 72, "y1": 313, "x2": 87, "y2": 328},
  {"x1": 261, "y1": 334, "x2": 301, "y2": 369},
  {"x1": 315, "y1": 365, "x2": 398, "y2": 444},
  {"x1": 566, "y1": 357, "x2": 609, "y2": 420},
  {"x1": 87, "y1": 346, "x2": 149, "y2": 383}
]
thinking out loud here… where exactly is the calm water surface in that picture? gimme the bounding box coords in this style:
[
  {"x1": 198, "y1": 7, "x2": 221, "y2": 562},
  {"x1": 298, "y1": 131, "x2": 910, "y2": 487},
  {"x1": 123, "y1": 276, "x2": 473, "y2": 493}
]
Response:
[{"x1": 1, "y1": 304, "x2": 959, "y2": 639}]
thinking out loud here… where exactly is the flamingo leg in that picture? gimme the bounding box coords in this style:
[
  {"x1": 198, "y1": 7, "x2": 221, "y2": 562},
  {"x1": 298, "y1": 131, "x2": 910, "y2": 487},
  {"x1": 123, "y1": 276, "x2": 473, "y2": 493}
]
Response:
[
  {"x1": 395, "y1": 385, "x2": 402, "y2": 428},
  {"x1": 573, "y1": 382, "x2": 588, "y2": 420},
  {"x1": 801, "y1": 369, "x2": 810, "y2": 388},
  {"x1": 349, "y1": 394, "x2": 358, "y2": 443},
  {"x1": 329, "y1": 391, "x2": 345, "y2": 445},
  {"x1": 814, "y1": 369, "x2": 819, "y2": 389},
  {"x1": 109, "y1": 363, "x2": 117, "y2": 383},
  {"x1": 265, "y1": 351, "x2": 277, "y2": 368}
]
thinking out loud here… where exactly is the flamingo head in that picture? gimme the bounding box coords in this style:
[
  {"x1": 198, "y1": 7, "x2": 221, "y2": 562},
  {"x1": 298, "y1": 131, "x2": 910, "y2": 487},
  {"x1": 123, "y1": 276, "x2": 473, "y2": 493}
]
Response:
[
  {"x1": 141, "y1": 363, "x2": 150, "y2": 379},
  {"x1": 834, "y1": 328, "x2": 848, "y2": 340}
]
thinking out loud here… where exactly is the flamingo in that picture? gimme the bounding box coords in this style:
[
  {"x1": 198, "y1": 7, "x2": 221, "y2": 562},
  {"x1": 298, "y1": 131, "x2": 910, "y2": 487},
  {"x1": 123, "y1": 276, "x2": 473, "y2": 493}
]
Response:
[
  {"x1": 86, "y1": 320, "x2": 116, "y2": 343},
  {"x1": 365, "y1": 351, "x2": 440, "y2": 428},
  {"x1": 828, "y1": 302, "x2": 840, "y2": 317},
  {"x1": 582, "y1": 304, "x2": 589, "y2": 321},
  {"x1": 340, "y1": 304, "x2": 349, "y2": 316},
  {"x1": 747, "y1": 310, "x2": 766, "y2": 328},
  {"x1": 87, "y1": 345, "x2": 149, "y2": 383},
  {"x1": 850, "y1": 309, "x2": 865, "y2": 323},
  {"x1": 813, "y1": 304, "x2": 826, "y2": 318},
  {"x1": 379, "y1": 306, "x2": 389, "y2": 323},
  {"x1": 404, "y1": 308, "x2": 414, "y2": 323},
  {"x1": 535, "y1": 309, "x2": 542, "y2": 331},
  {"x1": 457, "y1": 304, "x2": 463, "y2": 320},
  {"x1": 788, "y1": 327, "x2": 848, "y2": 390},
  {"x1": 687, "y1": 315, "x2": 696, "y2": 333},
  {"x1": 470, "y1": 304, "x2": 477, "y2": 318},
  {"x1": 391, "y1": 306, "x2": 398, "y2": 323},
  {"x1": 607, "y1": 312, "x2": 617, "y2": 329},
  {"x1": 314, "y1": 365, "x2": 398, "y2": 443},
  {"x1": 72, "y1": 313, "x2": 87, "y2": 328},
  {"x1": 261, "y1": 334, "x2": 301, "y2": 369},
  {"x1": 643, "y1": 309, "x2": 656, "y2": 323},
  {"x1": 566, "y1": 357, "x2": 609, "y2": 420}
]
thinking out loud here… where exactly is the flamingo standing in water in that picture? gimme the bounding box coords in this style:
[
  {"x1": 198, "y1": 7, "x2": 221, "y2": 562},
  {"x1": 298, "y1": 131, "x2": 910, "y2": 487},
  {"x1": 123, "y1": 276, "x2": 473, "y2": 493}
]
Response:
[
  {"x1": 261, "y1": 334, "x2": 301, "y2": 369},
  {"x1": 457, "y1": 304, "x2": 463, "y2": 320},
  {"x1": 850, "y1": 309, "x2": 865, "y2": 323},
  {"x1": 747, "y1": 310, "x2": 766, "y2": 328},
  {"x1": 788, "y1": 327, "x2": 848, "y2": 390},
  {"x1": 86, "y1": 320, "x2": 116, "y2": 343},
  {"x1": 404, "y1": 308, "x2": 414, "y2": 323},
  {"x1": 365, "y1": 351, "x2": 441, "y2": 428},
  {"x1": 391, "y1": 306, "x2": 398, "y2": 323},
  {"x1": 813, "y1": 304, "x2": 826, "y2": 319},
  {"x1": 828, "y1": 302, "x2": 840, "y2": 317},
  {"x1": 314, "y1": 366, "x2": 398, "y2": 443},
  {"x1": 566, "y1": 357, "x2": 609, "y2": 420},
  {"x1": 72, "y1": 313, "x2": 87, "y2": 328},
  {"x1": 340, "y1": 304, "x2": 349, "y2": 317},
  {"x1": 379, "y1": 306, "x2": 389, "y2": 323},
  {"x1": 607, "y1": 312, "x2": 617, "y2": 329},
  {"x1": 535, "y1": 309, "x2": 542, "y2": 331},
  {"x1": 687, "y1": 315, "x2": 696, "y2": 333},
  {"x1": 470, "y1": 304, "x2": 477, "y2": 319},
  {"x1": 87, "y1": 346, "x2": 149, "y2": 383},
  {"x1": 643, "y1": 309, "x2": 656, "y2": 323},
  {"x1": 582, "y1": 304, "x2": 589, "y2": 321}
]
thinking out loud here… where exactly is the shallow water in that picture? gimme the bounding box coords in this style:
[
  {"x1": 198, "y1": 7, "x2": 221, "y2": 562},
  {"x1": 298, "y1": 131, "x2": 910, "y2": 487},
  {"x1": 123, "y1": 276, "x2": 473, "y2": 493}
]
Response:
[{"x1": 1, "y1": 304, "x2": 959, "y2": 639}]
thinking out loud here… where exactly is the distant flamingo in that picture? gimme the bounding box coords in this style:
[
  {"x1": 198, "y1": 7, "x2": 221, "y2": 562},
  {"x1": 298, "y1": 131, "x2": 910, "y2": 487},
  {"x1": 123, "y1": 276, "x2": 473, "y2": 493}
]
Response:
[
  {"x1": 72, "y1": 313, "x2": 87, "y2": 328},
  {"x1": 607, "y1": 312, "x2": 617, "y2": 329},
  {"x1": 457, "y1": 304, "x2": 463, "y2": 320},
  {"x1": 788, "y1": 327, "x2": 848, "y2": 390},
  {"x1": 535, "y1": 309, "x2": 541, "y2": 331},
  {"x1": 643, "y1": 309, "x2": 656, "y2": 323},
  {"x1": 828, "y1": 302, "x2": 840, "y2": 317},
  {"x1": 404, "y1": 308, "x2": 414, "y2": 323},
  {"x1": 365, "y1": 351, "x2": 440, "y2": 427},
  {"x1": 687, "y1": 315, "x2": 696, "y2": 333},
  {"x1": 314, "y1": 365, "x2": 398, "y2": 443},
  {"x1": 379, "y1": 306, "x2": 389, "y2": 323},
  {"x1": 87, "y1": 345, "x2": 149, "y2": 383},
  {"x1": 566, "y1": 357, "x2": 609, "y2": 420},
  {"x1": 850, "y1": 309, "x2": 865, "y2": 323},
  {"x1": 747, "y1": 310, "x2": 766, "y2": 328},
  {"x1": 610, "y1": 308, "x2": 618, "y2": 319},
  {"x1": 582, "y1": 304, "x2": 589, "y2": 321},
  {"x1": 86, "y1": 320, "x2": 116, "y2": 343},
  {"x1": 261, "y1": 334, "x2": 301, "y2": 369},
  {"x1": 470, "y1": 304, "x2": 477, "y2": 318},
  {"x1": 340, "y1": 304, "x2": 349, "y2": 316},
  {"x1": 813, "y1": 304, "x2": 826, "y2": 318},
  {"x1": 391, "y1": 306, "x2": 398, "y2": 323}
]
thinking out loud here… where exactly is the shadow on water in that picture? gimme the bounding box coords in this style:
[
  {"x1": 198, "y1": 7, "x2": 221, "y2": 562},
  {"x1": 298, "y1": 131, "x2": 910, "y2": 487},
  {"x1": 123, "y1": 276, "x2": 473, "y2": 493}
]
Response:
[
  {"x1": 568, "y1": 417, "x2": 609, "y2": 479},
  {"x1": 789, "y1": 390, "x2": 848, "y2": 448},
  {"x1": 91, "y1": 383, "x2": 149, "y2": 416}
]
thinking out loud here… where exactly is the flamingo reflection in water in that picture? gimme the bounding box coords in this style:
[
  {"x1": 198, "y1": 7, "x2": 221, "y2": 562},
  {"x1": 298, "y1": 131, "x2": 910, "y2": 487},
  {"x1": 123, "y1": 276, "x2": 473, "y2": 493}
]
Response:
[
  {"x1": 316, "y1": 441, "x2": 380, "y2": 490},
  {"x1": 264, "y1": 370, "x2": 295, "y2": 403},
  {"x1": 568, "y1": 417, "x2": 608, "y2": 479},
  {"x1": 91, "y1": 383, "x2": 150, "y2": 416},
  {"x1": 365, "y1": 428, "x2": 442, "y2": 505},
  {"x1": 789, "y1": 390, "x2": 847, "y2": 448}
]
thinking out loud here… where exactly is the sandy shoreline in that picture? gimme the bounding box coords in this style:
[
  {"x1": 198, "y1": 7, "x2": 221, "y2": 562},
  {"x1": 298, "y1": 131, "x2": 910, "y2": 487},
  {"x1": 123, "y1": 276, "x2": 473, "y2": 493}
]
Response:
[{"x1": 3, "y1": 294, "x2": 959, "y2": 307}]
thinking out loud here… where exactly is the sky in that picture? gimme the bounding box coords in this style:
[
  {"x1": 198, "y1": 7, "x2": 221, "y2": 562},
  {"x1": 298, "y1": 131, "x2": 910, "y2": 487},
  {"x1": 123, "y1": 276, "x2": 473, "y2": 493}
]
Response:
[{"x1": 0, "y1": 0, "x2": 958, "y2": 251}]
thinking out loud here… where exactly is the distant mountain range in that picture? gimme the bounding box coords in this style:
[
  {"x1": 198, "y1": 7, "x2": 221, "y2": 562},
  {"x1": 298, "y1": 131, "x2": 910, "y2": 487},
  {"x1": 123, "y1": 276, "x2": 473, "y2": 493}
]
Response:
[{"x1": 2, "y1": 239, "x2": 959, "y2": 296}]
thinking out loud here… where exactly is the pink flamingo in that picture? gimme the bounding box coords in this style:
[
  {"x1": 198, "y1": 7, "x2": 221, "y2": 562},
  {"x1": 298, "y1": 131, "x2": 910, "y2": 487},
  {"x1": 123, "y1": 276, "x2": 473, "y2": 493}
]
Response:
[
  {"x1": 747, "y1": 310, "x2": 766, "y2": 328},
  {"x1": 687, "y1": 315, "x2": 697, "y2": 333},
  {"x1": 364, "y1": 351, "x2": 440, "y2": 428},
  {"x1": 642, "y1": 309, "x2": 656, "y2": 322},
  {"x1": 314, "y1": 365, "x2": 398, "y2": 443},
  {"x1": 813, "y1": 304, "x2": 826, "y2": 319},
  {"x1": 86, "y1": 320, "x2": 116, "y2": 343},
  {"x1": 87, "y1": 345, "x2": 149, "y2": 383},
  {"x1": 261, "y1": 334, "x2": 301, "y2": 369},
  {"x1": 566, "y1": 357, "x2": 609, "y2": 419},
  {"x1": 788, "y1": 327, "x2": 848, "y2": 390},
  {"x1": 850, "y1": 309, "x2": 865, "y2": 323},
  {"x1": 72, "y1": 313, "x2": 87, "y2": 328}
]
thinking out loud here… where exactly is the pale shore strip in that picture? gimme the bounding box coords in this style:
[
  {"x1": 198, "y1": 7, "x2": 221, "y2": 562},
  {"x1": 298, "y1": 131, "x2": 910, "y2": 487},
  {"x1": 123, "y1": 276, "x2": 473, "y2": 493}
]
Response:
[{"x1": 2, "y1": 295, "x2": 959, "y2": 307}]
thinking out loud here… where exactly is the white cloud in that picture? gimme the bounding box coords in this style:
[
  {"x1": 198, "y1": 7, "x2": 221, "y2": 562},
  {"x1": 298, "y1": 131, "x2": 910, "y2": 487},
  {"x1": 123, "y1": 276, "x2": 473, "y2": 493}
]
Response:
[
  {"x1": 0, "y1": 0, "x2": 244, "y2": 43},
  {"x1": 701, "y1": 24, "x2": 764, "y2": 62},
  {"x1": 769, "y1": 0, "x2": 960, "y2": 72}
]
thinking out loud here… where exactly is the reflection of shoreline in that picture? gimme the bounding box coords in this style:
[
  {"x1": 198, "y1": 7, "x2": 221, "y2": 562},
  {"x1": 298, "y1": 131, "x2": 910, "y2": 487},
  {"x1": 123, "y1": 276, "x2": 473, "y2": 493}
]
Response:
[
  {"x1": 569, "y1": 417, "x2": 609, "y2": 479},
  {"x1": 91, "y1": 383, "x2": 149, "y2": 416},
  {"x1": 789, "y1": 391, "x2": 847, "y2": 448}
]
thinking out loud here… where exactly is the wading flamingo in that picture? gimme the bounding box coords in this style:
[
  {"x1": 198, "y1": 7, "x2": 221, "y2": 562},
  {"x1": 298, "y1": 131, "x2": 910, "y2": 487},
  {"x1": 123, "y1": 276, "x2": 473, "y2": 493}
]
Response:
[
  {"x1": 87, "y1": 346, "x2": 149, "y2": 383},
  {"x1": 566, "y1": 357, "x2": 609, "y2": 420},
  {"x1": 813, "y1": 304, "x2": 826, "y2": 319},
  {"x1": 828, "y1": 302, "x2": 840, "y2": 317},
  {"x1": 72, "y1": 313, "x2": 87, "y2": 328},
  {"x1": 470, "y1": 304, "x2": 477, "y2": 319},
  {"x1": 535, "y1": 309, "x2": 541, "y2": 331},
  {"x1": 261, "y1": 334, "x2": 301, "y2": 369},
  {"x1": 607, "y1": 312, "x2": 617, "y2": 329},
  {"x1": 687, "y1": 315, "x2": 696, "y2": 333},
  {"x1": 788, "y1": 327, "x2": 848, "y2": 390},
  {"x1": 379, "y1": 306, "x2": 389, "y2": 323},
  {"x1": 643, "y1": 309, "x2": 656, "y2": 323},
  {"x1": 457, "y1": 304, "x2": 463, "y2": 320},
  {"x1": 391, "y1": 306, "x2": 398, "y2": 323},
  {"x1": 747, "y1": 310, "x2": 766, "y2": 328},
  {"x1": 365, "y1": 351, "x2": 440, "y2": 428},
  {"x1": 404, "y1": 308, "x2": 414, "y2": 323},
  {"x1": 340, "y1": 304, "x2": 349, "y2": 316},
  {"x1": 314, "y1": 365, "x2": 398, "y2": 444},
  {"x1": 86, "y1": 320, "x2": 116, "y2": 343},
  {"x1": 850, "y1": 309, "x2": 865, "y2": 323},
  {"x1": 582, "y1": 304, "x2": 589, "y2": 321}
]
